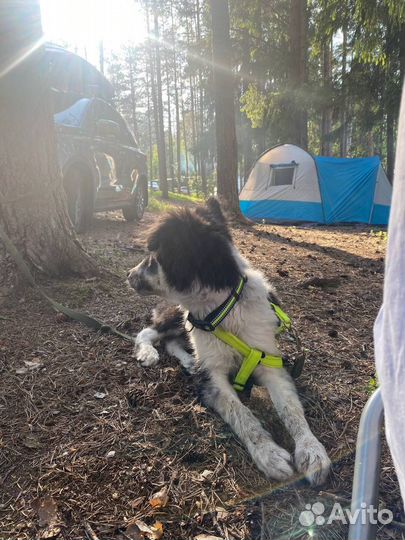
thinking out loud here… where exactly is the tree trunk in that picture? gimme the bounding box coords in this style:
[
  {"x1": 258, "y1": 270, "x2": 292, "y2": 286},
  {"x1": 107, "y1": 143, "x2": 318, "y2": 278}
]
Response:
[
  {"x1": 153, "y1": 3, "x2": 168, "y2": 199},
  {"x1": 146, "y1": 68, "x2": 154, "y2": 179},
  {"x1": 289, "y1": 0, "x2": 308, "y2": 149},
  {"x1": 0, "y1": 0, "x2": 95, "y2": 277},
  {"x1": 146, "y1": 7, "x2": 160, "y2": 180},
  {"x1": 196, "y1": 0, "x2": 207, "y2": 196},
  {"x1": 210, "y1": 0, "x2": 240, "y2": 216},
  {"x1": 129, "y1": 59, "x2": 139, "y2": 141},
  {"x1": 165, "y1": 56, "x2": 174, "y2": 186},
  {"x1": 171, "y1": 4, "x2": 182, "y2": 188},
  {"x1": 180, "y1": 78, "x2": 190, "y2": 191},
  {"x1": 321, "y1": 38, "x2": 333, "y2": 156},
  {"x1": 340, "y1": 28, "x2": 348, "y2": 157}
]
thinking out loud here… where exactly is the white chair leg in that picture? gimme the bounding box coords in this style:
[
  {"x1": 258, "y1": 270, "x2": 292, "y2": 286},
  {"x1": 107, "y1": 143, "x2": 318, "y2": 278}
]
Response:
[{"x1": 348, "y1": 387, "x2": 384, "y2": 540}]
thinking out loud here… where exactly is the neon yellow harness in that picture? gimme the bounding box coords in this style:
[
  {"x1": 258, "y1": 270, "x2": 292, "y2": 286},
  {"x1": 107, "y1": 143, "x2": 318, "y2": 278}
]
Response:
[{"x1": 187, "y1": 276, "x2": 292, "y2": 392}]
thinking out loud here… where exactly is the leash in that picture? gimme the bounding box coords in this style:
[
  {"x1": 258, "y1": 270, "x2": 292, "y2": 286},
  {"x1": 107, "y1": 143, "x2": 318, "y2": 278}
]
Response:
[
  {"x1": 0, "y1": 222, "x2": 133, "y2": 342},
  {"x1": 187, "y1": 275, "x2": 305, "y2": 391}
]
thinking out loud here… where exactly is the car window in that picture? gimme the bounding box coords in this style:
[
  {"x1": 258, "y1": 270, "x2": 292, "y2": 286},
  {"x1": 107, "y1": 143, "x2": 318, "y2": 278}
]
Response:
[
  {"x1": 54, "y1": 98, "x2": 90, "y2": 127},
  {"x1": 94, "y1": 100, "x2": 135, "y2": 146}
]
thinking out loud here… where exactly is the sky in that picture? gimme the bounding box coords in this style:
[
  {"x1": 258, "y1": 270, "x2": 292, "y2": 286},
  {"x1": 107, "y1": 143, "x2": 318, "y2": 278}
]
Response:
[{"x1": 40, "y1": 0, "x2": 147, "y2": 67}]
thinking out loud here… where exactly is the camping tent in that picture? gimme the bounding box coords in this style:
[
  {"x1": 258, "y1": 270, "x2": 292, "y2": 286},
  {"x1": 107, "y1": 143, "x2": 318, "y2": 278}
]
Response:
[{"x1": 239, "y1": 144, "x2": 392, "y2": 225}]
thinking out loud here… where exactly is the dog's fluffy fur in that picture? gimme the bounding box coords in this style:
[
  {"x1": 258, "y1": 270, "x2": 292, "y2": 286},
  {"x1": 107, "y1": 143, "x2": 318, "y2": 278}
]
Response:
[{"x1": 127, "y1": 198, "x2": 331, "y2": 485}]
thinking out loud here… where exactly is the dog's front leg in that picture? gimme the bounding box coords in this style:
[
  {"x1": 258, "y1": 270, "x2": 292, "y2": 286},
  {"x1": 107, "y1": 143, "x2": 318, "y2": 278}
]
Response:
[
  {"x1": 201, "y1": 371, "x2": 294, "y2": 482},
  {"x1": 133, "y1": 327, "x2": 160, "y2": 366},
  {"x1": 256, "y1": 367, "x2": 331, "y2": 486}
]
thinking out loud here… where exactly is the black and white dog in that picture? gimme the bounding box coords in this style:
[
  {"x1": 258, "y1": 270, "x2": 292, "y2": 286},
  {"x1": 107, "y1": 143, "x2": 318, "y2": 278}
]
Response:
[{"x1": 127, "y1": 198, "x2": 331, "y2": 485}]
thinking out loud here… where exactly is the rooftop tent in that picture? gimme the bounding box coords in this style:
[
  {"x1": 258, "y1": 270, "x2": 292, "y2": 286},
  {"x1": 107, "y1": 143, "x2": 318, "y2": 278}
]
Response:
[{"x1": 239, "y1": 144, "x2": 392, "y2": 225}]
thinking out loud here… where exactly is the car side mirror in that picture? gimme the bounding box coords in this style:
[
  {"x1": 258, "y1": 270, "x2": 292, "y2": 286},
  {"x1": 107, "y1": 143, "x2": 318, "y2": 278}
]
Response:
[{"x1": 96, "y1": 119, "x2": 120, "y2": 140}]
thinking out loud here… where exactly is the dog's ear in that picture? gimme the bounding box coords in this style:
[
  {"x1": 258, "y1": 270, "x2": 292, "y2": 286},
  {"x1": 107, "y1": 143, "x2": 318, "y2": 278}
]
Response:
[
  {"x1": 147, "y1": 221, "x2": 164, "y2": 252},
  {"x1": 205, "y1": 197, "x2": 226, "y2": 225}
]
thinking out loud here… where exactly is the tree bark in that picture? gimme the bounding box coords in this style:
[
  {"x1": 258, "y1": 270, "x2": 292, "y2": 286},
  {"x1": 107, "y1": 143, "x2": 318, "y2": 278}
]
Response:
[
  {"x1": 153, "y1": 3, "x2": 168, "y2": 198},
  {"x1": 196, "y1": 0, "x2": 207, "y2": 196},
  {"x1": 210, "y1": 0, "x2": 240, "y2": 216},
  {"x1": 165, "y1": 56, "x2": 175, "y2": 185},
  {"x1": 340, "y1": 27, "x2": 348, "y2": 157},
  {"x1": 146, "y1": 7, "x2": 160, "y2": 180},
  {"x1": 128, "y1": 58, "x2": 139, "y2": 141},
  {"x1": 321, "y1": 38, "x2": 333, "y2": 156},
  {"x1": 0, "y1": 0, "x2": 96, "y2": 277},
  {"x1": 289, "y1": 0, "x2": 308, "y2": 149},
  {"x1": 171, "y1": 4, "x2": 182, "y2": 188}
]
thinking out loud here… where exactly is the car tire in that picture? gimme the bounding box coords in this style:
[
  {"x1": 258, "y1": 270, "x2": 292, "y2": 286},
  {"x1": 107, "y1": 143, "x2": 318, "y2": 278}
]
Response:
[
  {"x1": 122, "y1": 180, "x2": 147, "y2": 222},
  {"x1": 63, "y1": 167, "x2": 93, "y2": 233}
]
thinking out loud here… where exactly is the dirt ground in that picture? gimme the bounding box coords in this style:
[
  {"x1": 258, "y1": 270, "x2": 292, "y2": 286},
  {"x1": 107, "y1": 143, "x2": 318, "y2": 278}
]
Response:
[{"x1": 0, "y1": 204, "x2": 403, "y2": 540}]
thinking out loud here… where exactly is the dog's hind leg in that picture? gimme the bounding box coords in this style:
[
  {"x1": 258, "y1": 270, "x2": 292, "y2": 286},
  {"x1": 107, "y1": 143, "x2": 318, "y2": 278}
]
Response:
[
  {"x1": 133, "y1": 327, "x2": 160, "y2": 366},
  {"x1": 200, "y1": 370, "x2": 294, "y2": 482},
  {"x1": 256, "y1": 366, "x2": 331, "y2": 486}
]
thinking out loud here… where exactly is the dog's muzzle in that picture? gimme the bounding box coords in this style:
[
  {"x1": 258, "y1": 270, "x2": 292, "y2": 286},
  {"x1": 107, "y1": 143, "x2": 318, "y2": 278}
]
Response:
[{"x1": 127, "y1": 268, "x2": 153, "y2": 295}]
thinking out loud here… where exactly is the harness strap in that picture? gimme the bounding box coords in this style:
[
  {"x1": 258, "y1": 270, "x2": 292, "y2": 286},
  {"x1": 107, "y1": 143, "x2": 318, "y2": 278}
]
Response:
[
  {"x1": 187, "y1": 275, "x2": 247, "y2": 331},
  {"x1": 213, "y1": 326, "x2": 283, "y2": 392}
]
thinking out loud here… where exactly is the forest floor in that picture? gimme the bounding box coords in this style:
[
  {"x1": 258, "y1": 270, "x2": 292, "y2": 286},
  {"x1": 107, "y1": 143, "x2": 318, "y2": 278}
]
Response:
[{"x1": 0, "y1": 200, "x2": 403, "y2": 540}]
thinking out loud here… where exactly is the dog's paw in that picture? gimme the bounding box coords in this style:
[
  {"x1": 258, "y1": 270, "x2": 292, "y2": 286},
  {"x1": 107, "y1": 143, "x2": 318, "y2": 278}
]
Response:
[
  {"x1": 252, "y1": 439, "x2": 294, "y2": 481},
  {"x1": 295, "y1": 437, "x2": 331, "y2": 486},
  {"x1": 134, "y1": 344, "x2": 160, "y2": 367}
]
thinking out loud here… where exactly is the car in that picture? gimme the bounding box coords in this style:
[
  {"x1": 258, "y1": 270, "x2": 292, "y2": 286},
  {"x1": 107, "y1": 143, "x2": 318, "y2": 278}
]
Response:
[
  {"x1": 54, "y1": 97, "x2": 148, "y2": 232},
  {"x1": 180, "y1": 186, "x2": 189, "y2": 194},
  {"x1": 150, "y1": 181, "x2": 160, "y2": 191}
]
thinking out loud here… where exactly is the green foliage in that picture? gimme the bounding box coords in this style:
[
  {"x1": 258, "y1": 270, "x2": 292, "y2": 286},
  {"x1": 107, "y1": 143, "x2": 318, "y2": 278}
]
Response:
[
  {"x1": 366, "y1": 375, "x2": 379, "y2": 396},
  {"x1": 240, "y1": 84, "x2": 268, "y2": 129}
]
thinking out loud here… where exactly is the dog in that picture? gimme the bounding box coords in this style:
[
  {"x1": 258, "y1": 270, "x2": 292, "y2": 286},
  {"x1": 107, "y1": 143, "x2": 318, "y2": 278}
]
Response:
[{"x1": 127, "y1": 198, "x2": 331, "y2": 485}]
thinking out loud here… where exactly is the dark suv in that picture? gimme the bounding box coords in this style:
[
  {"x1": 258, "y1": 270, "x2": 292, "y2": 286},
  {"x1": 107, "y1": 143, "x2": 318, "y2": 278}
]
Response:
[{"x1": 54, "y1": 97, "x2": 148, "y2": 232}]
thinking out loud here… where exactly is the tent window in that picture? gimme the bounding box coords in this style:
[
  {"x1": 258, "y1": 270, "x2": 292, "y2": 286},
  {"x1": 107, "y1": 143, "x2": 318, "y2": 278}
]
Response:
[{"x1": 268, "y1": 161, "x2": 298, "y2": 187}]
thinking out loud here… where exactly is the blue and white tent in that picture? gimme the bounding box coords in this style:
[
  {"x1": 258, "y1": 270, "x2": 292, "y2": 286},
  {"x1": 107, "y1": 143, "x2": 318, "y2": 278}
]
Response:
[{"x1": 240, "y1": 144, "x2": 392, "y2": 225}]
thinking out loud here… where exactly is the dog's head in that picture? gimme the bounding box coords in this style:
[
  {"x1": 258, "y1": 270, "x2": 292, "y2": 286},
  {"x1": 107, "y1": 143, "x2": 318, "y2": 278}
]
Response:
[{"x1": 127, "y1": 198, "x2": 240, "y2": 298}]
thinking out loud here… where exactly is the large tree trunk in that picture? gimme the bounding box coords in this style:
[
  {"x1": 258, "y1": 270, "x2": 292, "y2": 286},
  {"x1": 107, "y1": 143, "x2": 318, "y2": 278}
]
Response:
[
  {"x1": 321, "y1": 38, "x2": 333, "y2": 156},
  {"x1": 339, "y1": 27, "x2": 348, "y2": 157},
  {"x1": 210, "y1": 0, "x2": 240, "y2": 216},
  {"x1": 153, "y1": 3, "x2": 168, "y2": 199},
  {"x1": 196, "y1": 0, "x2": 207, "y2": 196},
  {"x1": 171, "y1": 4, "x2": 182, "y2": 188},
  {"x1": 129, "y1": 59, "x2": 139, "y2": 141},
  {"x1": 165, "y1": 57, "x2": 175, "y2": 186},
  {"x1": 0, "y1": 0, "x2": 95, "y2": 277},
  {"x1": 289, "y1": 0, "x2": 308, "y2": 149},
  {"x1": 146, "y1": 7, "x2": 160, "y2": 180}
]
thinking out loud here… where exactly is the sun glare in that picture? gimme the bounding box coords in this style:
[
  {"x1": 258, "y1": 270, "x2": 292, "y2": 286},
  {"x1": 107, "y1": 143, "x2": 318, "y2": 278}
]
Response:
[{"x1": 40, "y1": 0, "x2": 147, "y2": 64}]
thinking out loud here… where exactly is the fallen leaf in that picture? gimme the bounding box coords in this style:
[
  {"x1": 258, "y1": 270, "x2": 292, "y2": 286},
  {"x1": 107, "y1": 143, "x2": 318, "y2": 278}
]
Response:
[
  {"x1": 129, "y1": 496, "x2": 145, "y2": 509},
  {"x1": 200, "y1": 470, "x2": 214, "y2": 480},
  {"x1": 24, "y1": 358, "x2": 43, "y2": 369},
  {"x1": 149, "y1": 487, "x2": 168, "y2": 509},
  {"x1": 33, "y1": 496, "x2": 58, "y2": 527},
  {"x1": 15, "y1": 367, "x2": 28, "y2": 375},
  {"x1": 106, "y1": 450, "x2": 116, "y2": 458},
  {"x1": 23, "y1": 435, "x2": 41, "y2": 449},
  {"x1": 134, "y1": 520, "x2": 164, "y2": 540},
  {"x1": 94, "y1": 392, "x2": 107, "y2": 399},
  {"x1": 215, "y1": 506, "x2": 229, "y2": 520}
]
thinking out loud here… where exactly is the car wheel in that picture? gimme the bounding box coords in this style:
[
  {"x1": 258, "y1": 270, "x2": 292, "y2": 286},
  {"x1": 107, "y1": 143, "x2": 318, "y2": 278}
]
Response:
[
  {"x1": 63, "y1": 167, "x2": 93, "y2": 233},
  {"x1": 122, "y1": 181, "x2": 147, "y2": 222}
]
